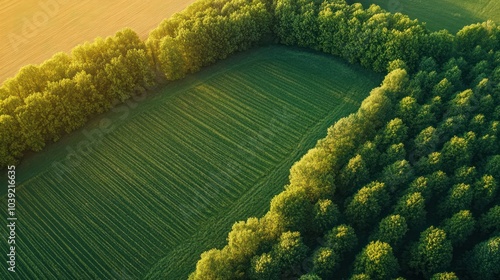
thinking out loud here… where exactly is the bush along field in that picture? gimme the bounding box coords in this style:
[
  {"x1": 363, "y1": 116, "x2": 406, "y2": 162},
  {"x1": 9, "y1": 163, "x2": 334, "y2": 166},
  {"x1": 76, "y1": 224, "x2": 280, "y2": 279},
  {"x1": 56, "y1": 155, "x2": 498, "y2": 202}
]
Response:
[{"x1": 0, "y1": 0, "x2": 499, "y2": 279}]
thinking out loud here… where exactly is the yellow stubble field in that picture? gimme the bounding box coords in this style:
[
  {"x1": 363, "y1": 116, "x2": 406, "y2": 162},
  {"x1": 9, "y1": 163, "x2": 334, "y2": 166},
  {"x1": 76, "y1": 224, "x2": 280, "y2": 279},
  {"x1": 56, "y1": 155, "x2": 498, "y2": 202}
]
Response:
[{"x1": 0, "y1": 0, "x2": 196, "y2": 83}]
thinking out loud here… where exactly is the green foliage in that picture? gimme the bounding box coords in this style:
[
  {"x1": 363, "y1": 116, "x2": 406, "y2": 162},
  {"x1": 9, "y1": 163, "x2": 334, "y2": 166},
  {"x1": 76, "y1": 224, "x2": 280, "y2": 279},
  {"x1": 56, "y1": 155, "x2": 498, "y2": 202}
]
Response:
[
  {"x1": 430, "y1": 272, "x2": 459, "y2": 280},
  {"x1": 270, "y1": 188, "x2": 313, "y2": 232},
  {"x1": 190, "y1": 249, "x2": 238, "y2": 280},
  {"x1": 466, "y1": 235, "x2": 500, "y2": 280},
  {"x1": 227, "y1": 218, "x2": 266, "y2": 263},
  {"x1": 313, "y1": 199, "x2": 341, "y2": 234},
  {"x1": 381, "y1": 159, "x2": 414, "y2": 192},
  {"x1": 485, "y1": 155, "x2": 500, "y2": 179},
  {"x1": 413, "y1": 126, "x2": 439, "y2": 160},
  {"x1": 350, "y1": 274, "x2": 371, "y2": 280},
  {"x1": 394, "y1": 192, "x2": 426, "y2": 229},
  {"x1": 325, "y1": 224, "x2": 358, "y2": 255},
  {"x1": 273, "y1": 231, "x2": 309, "y2": 269},
  {"x1": 311, "y1": 247, "x2": 339, "y2": 278},
  {"x1": 409, "y1": 226, "x2": 453, "y2": 278},
  {"x1": 479, "y1": 205, "x2": 500, "y2": 235},
  {"x1": 439, "y1": 183, "x2": 474, "y2": 217},
  {"x1": 345, "y1": 181, "x2": 390, "y2": 229},
  {"x1": 473, "y1": 174, "x2": 498, "y2": 210},
  {"x1": 299, "y1": 273, "x2": 322, "y2": 280},
  {"x1": 339, "y1": 154, "x2": 370, "y2": 195},
  {"x1": 371, "y1": 215, "x2": 408, "y2": 248},
  {"x1": 289, "y1": 146, "x2": 336, "y2": 201},
  {"x1": 249, "y1": 253, "x2": 280, "y2": 280},
  {"x1": 0, "y1": 27, "x2": 155, "y2": 166},
  {"x1": 353, "y1": 241, "x2": 399, "y2": 280},
  {"x1": 442, "y1": 210, "x2": 476, "y2": 245},
  {"x1": 441, "y1": 136, "x2": 473, "y2": 172},
  {"x1": 376, "y1": 118, "x2": 409, "y2": 148}
]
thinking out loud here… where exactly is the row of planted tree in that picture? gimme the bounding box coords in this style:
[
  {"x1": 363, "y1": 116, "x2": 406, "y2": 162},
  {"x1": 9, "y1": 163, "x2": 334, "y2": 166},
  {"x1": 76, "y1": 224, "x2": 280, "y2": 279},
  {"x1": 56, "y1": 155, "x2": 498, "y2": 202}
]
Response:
[
  {"x1": 187, "y1": 0, "x2": 500, "y2": 279},
  {"x1": 0, "y1": 0, "x2": 272, "y2": 167}
]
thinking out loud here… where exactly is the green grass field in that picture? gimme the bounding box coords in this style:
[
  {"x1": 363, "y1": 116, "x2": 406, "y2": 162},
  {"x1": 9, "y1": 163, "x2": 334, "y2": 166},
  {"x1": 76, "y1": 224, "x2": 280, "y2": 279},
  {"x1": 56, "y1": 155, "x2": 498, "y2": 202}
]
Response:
[
  {"x1": 351, "y1": 0, "x2": 500, "y2": 33},
  {"x1": 0, "y1": 45, "x2": 380, "y2": 279}
]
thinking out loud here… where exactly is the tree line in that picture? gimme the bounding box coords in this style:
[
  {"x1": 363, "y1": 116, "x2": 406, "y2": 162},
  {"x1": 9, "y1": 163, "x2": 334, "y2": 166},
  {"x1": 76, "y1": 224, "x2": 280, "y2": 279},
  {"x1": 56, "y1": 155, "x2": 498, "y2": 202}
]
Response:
[
  {"x1": 0, "y1": 0, "x2": 272, "y2": 168},
  {"x1": 189, "y1": 0, "x2": 500, "y2": 279}
]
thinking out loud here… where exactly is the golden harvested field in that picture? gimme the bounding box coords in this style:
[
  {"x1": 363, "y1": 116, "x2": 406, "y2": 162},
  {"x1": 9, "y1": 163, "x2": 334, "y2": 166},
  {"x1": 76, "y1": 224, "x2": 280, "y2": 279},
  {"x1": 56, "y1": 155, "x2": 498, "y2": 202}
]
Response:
[{"x1": 0, "y1": 0, "x2": 196, "y2": 83}]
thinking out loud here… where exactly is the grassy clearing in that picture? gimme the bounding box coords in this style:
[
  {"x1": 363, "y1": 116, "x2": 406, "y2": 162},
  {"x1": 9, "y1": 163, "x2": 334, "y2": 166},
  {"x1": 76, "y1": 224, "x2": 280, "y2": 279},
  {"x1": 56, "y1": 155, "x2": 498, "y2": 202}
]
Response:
[
  {"x1": 351, "y1": 0, "x2": 500, "y2": 33},
  {"x1": 0, "y1": 45, "x2": 381, "y2": 279},
  {"x1": 0, "y1": 0, "x2": 196, "y2": 83}
]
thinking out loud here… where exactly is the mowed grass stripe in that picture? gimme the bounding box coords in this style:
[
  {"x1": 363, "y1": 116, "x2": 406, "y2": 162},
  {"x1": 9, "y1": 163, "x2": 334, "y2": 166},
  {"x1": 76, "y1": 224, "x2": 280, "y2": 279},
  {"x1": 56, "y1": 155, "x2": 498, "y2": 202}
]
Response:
[
  {"x1": 19, "y1": 181, "x2": 104, "y2": 278},
  {"x1": 34, "y1": 174, "x2": 149, "y2": 273},
  {"x1": 0, "y1": 46, "x2": 381, "y2": 279},
  {"x1": 81, "y1": 148, "x2": 196, "y2": 243}
]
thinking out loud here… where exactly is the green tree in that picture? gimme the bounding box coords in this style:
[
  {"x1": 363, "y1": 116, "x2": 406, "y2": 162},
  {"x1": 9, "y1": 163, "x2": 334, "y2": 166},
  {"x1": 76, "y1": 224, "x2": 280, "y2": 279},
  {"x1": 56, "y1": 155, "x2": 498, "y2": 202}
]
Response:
[
  {"x1": 466, "y1": 235, "x2": 500, "y2": 280},
  {"x1": 370, "y1": 214, "x2": 408, "y2": 248},
  {"x1": 227, "y1": 218, "x2": 265, "y2": 264},
  {"x1": 350, "y1": 274, "x2": 371, "y2": 280},
  {"x1": 479, "y1": 205, "x2": 500, "y2": 235},
  {"x1": 158, "y1": 36, "x2": 188, "y2": 80},
  {"x1": 441, "y1": 135, "x2": 472, "y2": 172},
  {"x1": 357, "y1": 140, "x2": 381, "y2": 173},
  {"x1": 299, "y1": 273, "x2": 322, "y2": 280},
  {"x1": 439, "y1": 183, "x2": 474, "y2": 217},
  {"x1": 381, "y1": 159, "x2": 414, "y2": 192},
  {"x1": 339, "y1": 154, "x2": 370, "y2": 196},
  {"x1": 473, "y1": 174, "x2": 497, "y2": 210},
  {"x1": 394, "y1": 192, "x2": 426, "y2": 229},
  {"x1": 426, "y1": 170, "x2": 451, "y2": 197},
  {"x1": 395, "y1": 96, "x2": 419, "y2": 128},
  {"x1": 431, "y1": 78, "x2": 454, "y2": 101},
  {"x1": 415, "y1": 152, "x2": 443, "y2": 175},
  {"x1": 380, "y1": 143, "x2": 406, "y2": 166},
  {"x1": 311, "y1": 247, "x2": 339, "y2": 278},
  {"x1": 442, "y1": 210, "x2": 476, "y2": 245},
  {"x1": 409, "y1": 226, "x2": 453, "y2": 278},
  {"x1": 413, "y1": 126, "x2": 439, "y2": 160},
  {"x1": 273, "y1": 231, "x2": 309, "y2": 270},
  {"x1": 375, "y1": 118, "x2": 409, "y2": 149},
  {"x1": 189, "y1": 248, "x2": 236, "y2": 280},
  {"x1": 407, "y1": 177, "x2": 431, "y2": 201},
  {"x1": 249, "y1": 253, "x2": 280, "y2": 280},
  {"x1": 270, "y1": 188, "x2": 313, "y2": 232},
  {"x1": 0, "y1": 115, "x2": 20, "y2": 166},
  {"x1": 353, "y1": 241, "x2": 399, "y2": 280},
  {"x1": 430, "y1": 272, "x2": 459, "y2": 280},
  {"x1": 345, "y1": 181, "x2": 389, "y2": 229},
  {"x1": 289, "y1": 146, "x2": 335, "y2": 201},
  {"x1": 453, "y1": 165, "x2": 477, "y2": 185},
  {"x1": 485, "y1": 155, "x2": 500, "y2": 179},
  {"x1": 313, "y1": 199, "x2": 340, "y2": 234},
  {"x1": 325, "y1": 224, "x2": 358, "y2": 255}
]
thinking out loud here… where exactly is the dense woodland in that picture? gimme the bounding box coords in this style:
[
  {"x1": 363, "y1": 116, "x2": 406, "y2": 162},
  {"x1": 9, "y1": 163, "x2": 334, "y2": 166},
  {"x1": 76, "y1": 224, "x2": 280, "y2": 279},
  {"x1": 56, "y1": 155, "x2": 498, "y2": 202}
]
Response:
[{"x1": 1, "y1": 0, "x2": 500, "y2": 279}]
